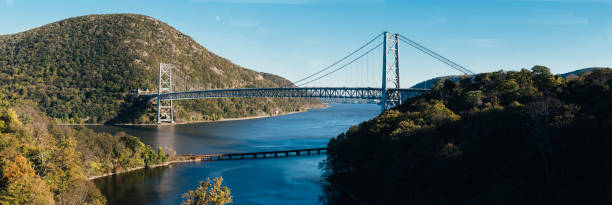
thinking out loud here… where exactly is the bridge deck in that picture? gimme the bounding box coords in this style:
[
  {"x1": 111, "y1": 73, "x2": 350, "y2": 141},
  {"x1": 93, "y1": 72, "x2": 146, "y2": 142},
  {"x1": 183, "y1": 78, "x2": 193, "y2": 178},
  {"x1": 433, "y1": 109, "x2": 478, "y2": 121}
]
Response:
[
  {"x1": 143, "y1": 87, "x2": 429, "y2": 101},
  {"x1": 190, "y1": 148, "x2": 327, "y2": 161}
]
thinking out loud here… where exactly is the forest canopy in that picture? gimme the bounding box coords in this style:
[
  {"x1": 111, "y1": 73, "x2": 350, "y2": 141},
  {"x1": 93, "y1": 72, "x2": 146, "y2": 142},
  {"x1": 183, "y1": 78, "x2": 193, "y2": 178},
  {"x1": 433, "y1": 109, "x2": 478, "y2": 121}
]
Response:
[{"x1": 323, "y1": 67, "x2": 612, "y2": 205}]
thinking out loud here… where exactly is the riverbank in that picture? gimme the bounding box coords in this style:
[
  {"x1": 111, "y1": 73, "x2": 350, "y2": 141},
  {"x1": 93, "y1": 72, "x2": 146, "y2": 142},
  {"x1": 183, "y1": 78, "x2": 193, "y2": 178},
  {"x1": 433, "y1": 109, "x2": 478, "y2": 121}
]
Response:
[
  {"x1": 61, "y1": 104, "x2": 330, "y2": 126},
  {"x1": 89, "y1": 147, "x2": 329, "y2": 180},
  {"x1": 87, "y1": 156, "x2": 205, "y2": 180}
]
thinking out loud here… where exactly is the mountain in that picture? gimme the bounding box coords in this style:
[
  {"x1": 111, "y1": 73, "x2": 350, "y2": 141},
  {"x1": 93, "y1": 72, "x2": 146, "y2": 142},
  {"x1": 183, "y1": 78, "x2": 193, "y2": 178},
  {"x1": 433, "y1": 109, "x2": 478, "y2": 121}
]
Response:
[{"x1": 0, "y1": 14, "x2": 320, "y2": 124}]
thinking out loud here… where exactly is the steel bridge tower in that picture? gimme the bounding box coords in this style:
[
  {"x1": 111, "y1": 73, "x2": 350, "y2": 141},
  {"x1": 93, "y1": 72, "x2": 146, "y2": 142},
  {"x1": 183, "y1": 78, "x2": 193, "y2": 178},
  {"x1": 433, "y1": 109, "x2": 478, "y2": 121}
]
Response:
[
  {"x1": 157, "y1": 63, "x2": 174, "y2": 123},
  {"x1": 381, "y1": 32, "x2": 401, "y2": 112}
]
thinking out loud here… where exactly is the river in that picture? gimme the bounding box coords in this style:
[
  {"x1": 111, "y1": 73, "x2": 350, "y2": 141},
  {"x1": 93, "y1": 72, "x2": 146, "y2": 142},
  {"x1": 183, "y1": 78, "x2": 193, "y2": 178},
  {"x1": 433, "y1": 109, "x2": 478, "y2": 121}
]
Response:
[{"x1": 91, "y1": 104, "x2": 380, "y2": 205}]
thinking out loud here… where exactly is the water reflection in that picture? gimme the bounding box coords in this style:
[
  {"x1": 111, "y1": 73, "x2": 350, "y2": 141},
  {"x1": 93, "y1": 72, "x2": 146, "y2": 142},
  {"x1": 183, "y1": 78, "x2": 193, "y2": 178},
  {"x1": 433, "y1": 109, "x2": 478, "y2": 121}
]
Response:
[
  {"x1": 154, "y1": 124, "x2": 176, "y2": 151},
  {"x1": 95, "y1": 165, "x2": 171, "y2": 204}
]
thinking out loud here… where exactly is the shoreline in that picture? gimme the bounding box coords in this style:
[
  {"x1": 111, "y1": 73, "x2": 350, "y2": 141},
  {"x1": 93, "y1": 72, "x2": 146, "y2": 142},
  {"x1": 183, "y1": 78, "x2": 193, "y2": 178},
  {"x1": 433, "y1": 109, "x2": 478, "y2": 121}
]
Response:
[
  {"x1": 61, "y1": 104, "x2": 330, "y2": 126},
  {"x1": 88, "y1": 147, "x2": 330, "y2": 180},
  {"x1": 87, "y1": 157, "x2": 205, "y2": 180},
  {"x1": 83, "y1": 104, "x2": 331, "y2": 180}
]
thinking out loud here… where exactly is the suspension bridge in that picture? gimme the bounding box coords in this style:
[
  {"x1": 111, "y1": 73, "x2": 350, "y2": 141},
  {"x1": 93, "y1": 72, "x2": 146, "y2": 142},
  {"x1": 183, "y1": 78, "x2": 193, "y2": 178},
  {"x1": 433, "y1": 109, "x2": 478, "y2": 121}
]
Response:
[{"x1": 145, "y1": 31, "x2": 475, "y2": 123}]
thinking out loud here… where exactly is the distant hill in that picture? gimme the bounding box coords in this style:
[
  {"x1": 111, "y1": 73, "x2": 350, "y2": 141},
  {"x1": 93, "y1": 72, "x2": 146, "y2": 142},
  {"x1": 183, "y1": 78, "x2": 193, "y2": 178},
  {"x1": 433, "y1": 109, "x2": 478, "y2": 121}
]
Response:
[
  {"x1": 410, "y1": 75, "x2": 466, "y2": 89},
  {"x1": 411, "y1": 67, "x2": 612, "y2": 89},
  {"x1": 0, "y1": 14, "x2": 319, "y2": 124},
  {"x1": 560, "y1": 67, "x2": 610, "y2": 78}
]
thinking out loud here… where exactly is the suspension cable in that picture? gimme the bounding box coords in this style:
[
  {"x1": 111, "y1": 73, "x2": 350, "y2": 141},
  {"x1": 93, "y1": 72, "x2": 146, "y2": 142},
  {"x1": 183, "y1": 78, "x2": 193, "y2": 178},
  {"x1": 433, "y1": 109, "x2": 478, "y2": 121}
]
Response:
[
  {"x1": 298, "y1": 42, "x2": 383, "y2": 87},
  {"x1": 398, "y1": 34, "x2": 475, "y2": 75},
  {"x1": 293, "y1": 32, "x2": 384, "y2": 84},
  {"x1": 366, "y1": 51, "x2": 369, "y2": 86}
]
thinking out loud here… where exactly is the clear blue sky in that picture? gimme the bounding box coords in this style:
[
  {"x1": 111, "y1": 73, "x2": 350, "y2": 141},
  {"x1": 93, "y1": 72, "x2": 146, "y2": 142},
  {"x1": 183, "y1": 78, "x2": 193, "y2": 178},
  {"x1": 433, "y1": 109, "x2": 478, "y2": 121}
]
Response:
[{"x1": 1, "y1": 0, "x2": 611, "y2": 87}]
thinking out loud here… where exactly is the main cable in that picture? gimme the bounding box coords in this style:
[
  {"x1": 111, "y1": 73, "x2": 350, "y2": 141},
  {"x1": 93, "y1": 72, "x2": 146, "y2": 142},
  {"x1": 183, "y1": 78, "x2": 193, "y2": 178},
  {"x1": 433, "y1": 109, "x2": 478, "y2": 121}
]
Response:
[
  {"x1": 293, "y1": 32, "x2": 384, "y2": 84},
  {"x1": 298, "y1": 42, "x2": 383, "y2": 87},
  {"x1": 398, "y1": 34, "x2": 475, "y2": 75}
]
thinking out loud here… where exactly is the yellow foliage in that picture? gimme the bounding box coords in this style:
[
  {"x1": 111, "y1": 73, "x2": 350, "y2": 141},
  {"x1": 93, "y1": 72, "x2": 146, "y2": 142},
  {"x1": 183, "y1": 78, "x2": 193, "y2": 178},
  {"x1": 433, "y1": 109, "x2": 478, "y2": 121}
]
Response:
[
  {"x1": 510, "y1": 100, "x2": 523, "y2": 108},
  {"x1": 390, "y1": 120, "x2": 422, "y2": 138},
  {"x1": 0, "y1": 108, "x2": 22, "y2": 133},
  {"x1": 423, "y1": 100, "x2": 460, "y2": 123},
  {"x1": 0, "y1": 153, "x2": 55, "y2": 205},
  {"x1": 0, "y1": 175, "x2": 55, "y2": 205},
  {"x1": 182, "y1": 177, "x2": 233, "y2": 205}
]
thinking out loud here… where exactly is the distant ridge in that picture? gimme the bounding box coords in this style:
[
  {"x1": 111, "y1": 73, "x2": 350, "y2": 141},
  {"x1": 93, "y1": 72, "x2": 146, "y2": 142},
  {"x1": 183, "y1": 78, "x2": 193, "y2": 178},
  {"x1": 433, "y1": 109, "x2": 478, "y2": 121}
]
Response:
[
  {"x1": 560, "y1": 67, "x2": 610, "y2": 78},
  {"x1": 411, "y1": 67, "x2": 611, "y2": 89},
  {"x1": 410, "y1": 75, "x2": 465, "y2": 89}
]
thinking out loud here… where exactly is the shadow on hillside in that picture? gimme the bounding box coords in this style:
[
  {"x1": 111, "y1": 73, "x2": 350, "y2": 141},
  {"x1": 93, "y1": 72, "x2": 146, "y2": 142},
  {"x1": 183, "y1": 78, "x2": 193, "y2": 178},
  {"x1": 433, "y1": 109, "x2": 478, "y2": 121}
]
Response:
[{"x1": 106, "y1": 96, "x2": 154, "y2": 125}]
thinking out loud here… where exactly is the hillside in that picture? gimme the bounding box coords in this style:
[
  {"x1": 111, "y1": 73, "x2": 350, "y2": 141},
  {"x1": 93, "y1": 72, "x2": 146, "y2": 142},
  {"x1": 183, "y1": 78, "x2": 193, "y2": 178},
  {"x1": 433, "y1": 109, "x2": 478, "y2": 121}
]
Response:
[
  {"x1": 0, "y1": 100, "x2": 174, "y2": 204},
  {"x1": 323, "y1": 67, "x2": 612, "y2": 204},
  {"x1": 0, "y1": 14, "x2": 320, "y2": 124}
]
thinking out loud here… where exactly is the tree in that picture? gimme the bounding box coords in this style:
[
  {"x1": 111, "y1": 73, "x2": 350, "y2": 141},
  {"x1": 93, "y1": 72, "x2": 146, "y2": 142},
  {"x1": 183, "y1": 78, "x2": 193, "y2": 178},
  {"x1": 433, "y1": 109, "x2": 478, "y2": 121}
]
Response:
[
  {"x1": 182, "y1": 177, "x2": 232, "y2": 205},
  {"x1": 0, "y1": 108, "x2": 22, "y2": 133},
  {"x1": 0, "y1": 153, "x2": 55, "y2": 205},
  {"x1": 531, "y1": 65, "x2": 559, "y2": 94}
]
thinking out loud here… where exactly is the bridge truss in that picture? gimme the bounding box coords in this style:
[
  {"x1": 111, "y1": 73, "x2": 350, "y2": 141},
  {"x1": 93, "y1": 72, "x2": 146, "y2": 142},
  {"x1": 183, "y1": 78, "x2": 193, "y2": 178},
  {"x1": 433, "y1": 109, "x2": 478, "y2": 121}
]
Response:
[{"x1": 147, "y1": 87, "x2": 428, "y2": 101}]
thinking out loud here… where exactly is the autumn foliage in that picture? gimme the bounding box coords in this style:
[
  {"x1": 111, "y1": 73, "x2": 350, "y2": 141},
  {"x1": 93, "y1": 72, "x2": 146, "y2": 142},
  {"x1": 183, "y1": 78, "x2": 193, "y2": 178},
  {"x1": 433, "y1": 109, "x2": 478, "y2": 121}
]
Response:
[{"x1": 0, "y1": 100, "x2": 173, "y2": 204}]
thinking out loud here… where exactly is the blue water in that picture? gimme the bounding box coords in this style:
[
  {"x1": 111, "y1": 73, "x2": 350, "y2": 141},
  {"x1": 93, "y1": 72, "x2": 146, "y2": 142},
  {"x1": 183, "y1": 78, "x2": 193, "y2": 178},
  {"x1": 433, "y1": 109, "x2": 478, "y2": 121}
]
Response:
[{"x1": 92, "y1": 104, "x2": 379, "y2": 205}]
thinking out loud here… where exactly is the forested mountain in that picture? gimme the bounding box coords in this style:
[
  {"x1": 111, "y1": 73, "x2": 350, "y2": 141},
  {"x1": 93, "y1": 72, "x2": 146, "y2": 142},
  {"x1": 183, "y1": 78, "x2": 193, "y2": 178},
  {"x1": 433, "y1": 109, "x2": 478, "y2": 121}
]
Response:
[
  {"x1": 0, "y1": 14, "x2": 319, "y2": 124},
  {"x1": 323, "y1": 66, "x2": 612, "y2": 204}
]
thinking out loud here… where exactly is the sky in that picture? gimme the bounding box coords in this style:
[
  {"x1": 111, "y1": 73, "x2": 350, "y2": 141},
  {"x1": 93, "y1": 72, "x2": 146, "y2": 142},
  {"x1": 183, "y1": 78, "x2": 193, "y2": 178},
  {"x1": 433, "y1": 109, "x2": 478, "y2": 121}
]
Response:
[{"x1": 1, "y1": 0, "x2": 611, "y2": 87}]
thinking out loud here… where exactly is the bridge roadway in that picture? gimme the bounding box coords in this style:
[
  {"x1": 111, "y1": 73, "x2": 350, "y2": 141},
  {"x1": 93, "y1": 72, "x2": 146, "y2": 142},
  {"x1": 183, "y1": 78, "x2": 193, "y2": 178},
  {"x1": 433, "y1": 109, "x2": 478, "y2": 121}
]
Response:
[{"x1": 144, "y1": 87, "x2": 430, "y2": 101}]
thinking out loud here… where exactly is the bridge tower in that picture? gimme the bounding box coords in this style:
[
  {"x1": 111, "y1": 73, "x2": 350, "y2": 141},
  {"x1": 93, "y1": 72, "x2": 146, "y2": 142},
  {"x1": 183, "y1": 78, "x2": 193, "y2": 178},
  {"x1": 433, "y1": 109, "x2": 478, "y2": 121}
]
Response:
[
  {"x1": 157, "y1": 63, "x2": 174, "y2": 123},
  {"x1": 381, "y1": 32, "x2": 401, "y2": 112}
]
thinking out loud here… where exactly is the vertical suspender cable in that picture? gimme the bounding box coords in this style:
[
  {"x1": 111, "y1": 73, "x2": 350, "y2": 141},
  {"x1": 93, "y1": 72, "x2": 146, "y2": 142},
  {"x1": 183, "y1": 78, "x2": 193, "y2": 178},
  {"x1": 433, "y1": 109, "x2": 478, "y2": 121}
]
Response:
[{"x1": 293, "y1": 32, "x2": 383, "y2": 84}]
